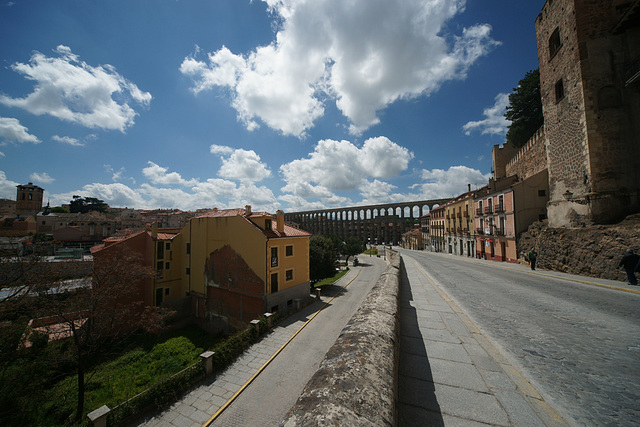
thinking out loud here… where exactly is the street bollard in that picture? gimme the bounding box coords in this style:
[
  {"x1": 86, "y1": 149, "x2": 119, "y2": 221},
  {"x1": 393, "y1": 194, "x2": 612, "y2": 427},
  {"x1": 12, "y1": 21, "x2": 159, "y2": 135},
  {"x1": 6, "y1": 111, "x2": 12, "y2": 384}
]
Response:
[
  {"x1": 263, "y1": 312, "x2": 273, "y2": 327},
  {"x1": 200, "y1": 351, "x2": 215, "y2": 375},
  {"x1": 250, "y1": 319, "x2": 260, "y2": 332},
  {"x1": 315, "y1": 288, "x2": 321, "y2": 300},
  {"x1": 87, "y1": 405, "x2": 110, "y2": 427}
]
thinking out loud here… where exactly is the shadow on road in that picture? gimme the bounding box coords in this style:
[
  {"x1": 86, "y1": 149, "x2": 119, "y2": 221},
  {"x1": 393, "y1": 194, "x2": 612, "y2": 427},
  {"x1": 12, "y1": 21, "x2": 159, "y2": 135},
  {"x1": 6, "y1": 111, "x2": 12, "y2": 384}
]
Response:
[{"x1": 398, "y1": 259, "x2": 444, "y2": 426}]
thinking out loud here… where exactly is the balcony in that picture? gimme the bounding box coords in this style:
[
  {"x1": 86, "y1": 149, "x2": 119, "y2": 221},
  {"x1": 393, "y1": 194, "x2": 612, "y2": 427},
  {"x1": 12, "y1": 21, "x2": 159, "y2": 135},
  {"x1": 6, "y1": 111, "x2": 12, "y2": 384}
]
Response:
[
  {"x1": 476, "y1": 208, "x2": 484, "y2": 216},
  {"x1": 494, "y1": 203, "x2": 505, "y2": 213},
  {"x1": 456, "y1": 212, "x2": 462, "y2": 218},
  {"x1": 476, "y1": 228, "x2": 484, "y2": 235},
  {"x1": 484, "y1": 206, "x2": 493, "y2": 214},
  {"x1": 494, "y1": 227, "x2": 505, "y2": 236}
]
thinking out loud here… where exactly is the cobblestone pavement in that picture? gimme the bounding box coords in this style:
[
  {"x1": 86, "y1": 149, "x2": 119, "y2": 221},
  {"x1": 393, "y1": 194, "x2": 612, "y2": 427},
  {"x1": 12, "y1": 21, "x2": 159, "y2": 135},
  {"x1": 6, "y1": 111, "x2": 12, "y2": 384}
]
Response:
[{"x1": 400, "y1": 249, "x2": 640, "y2": 427}]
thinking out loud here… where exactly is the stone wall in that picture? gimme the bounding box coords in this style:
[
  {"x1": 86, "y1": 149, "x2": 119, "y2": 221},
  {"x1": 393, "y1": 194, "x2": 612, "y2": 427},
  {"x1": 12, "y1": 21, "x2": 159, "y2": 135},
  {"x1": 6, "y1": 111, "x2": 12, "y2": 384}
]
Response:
[
  {"x1": 517, "y1": 214, "x2": 640, "y2": 281},
  {"x1": 505, "y1": 127, "x2": 547, "y2": 181},
  {"x1": 282, "y1": 252, "x2": 401, "y2": 426}
]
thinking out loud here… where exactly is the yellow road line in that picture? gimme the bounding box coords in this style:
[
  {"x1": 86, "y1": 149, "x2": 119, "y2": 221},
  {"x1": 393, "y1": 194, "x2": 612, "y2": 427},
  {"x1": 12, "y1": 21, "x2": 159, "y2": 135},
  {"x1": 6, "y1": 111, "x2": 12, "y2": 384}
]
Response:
[{"x1": 202, "y1": 269, "x2": 361, "y2": 427}]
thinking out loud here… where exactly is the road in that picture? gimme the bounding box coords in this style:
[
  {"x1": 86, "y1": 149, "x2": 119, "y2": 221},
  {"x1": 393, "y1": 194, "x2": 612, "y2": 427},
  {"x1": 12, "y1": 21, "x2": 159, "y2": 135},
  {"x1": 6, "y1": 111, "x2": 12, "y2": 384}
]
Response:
[
  {"x1": 210, "y1": 255, "x2": 388, "y2": 426},
  {"x1": 399, "y1": 248, "x2": 640, "y2": 426}
]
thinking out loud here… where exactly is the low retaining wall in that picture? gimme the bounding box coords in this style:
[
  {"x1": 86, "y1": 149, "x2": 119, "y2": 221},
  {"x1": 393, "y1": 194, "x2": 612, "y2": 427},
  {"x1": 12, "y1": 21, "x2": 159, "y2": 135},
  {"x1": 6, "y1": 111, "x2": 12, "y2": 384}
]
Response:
[{"x1": 281, "y1": 252, "x2": 402, "y2": 426}]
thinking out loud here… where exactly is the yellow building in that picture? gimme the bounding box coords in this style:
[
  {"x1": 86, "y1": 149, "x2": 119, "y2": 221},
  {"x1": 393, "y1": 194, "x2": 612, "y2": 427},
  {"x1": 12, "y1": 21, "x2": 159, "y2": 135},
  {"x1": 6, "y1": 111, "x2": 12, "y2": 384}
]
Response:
[
  {"x1": 444, "y1": 190, "x2": 479, "y2": 257},
  {"x1": 93, "y1": 206, "x2": 311, "y2": 333}
]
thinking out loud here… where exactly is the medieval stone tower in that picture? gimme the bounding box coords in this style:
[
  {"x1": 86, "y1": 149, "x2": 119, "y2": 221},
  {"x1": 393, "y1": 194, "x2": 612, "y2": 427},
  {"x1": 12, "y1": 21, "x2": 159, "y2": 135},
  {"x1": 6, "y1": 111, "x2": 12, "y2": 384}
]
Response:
[
  {"x1": 16, "y1": 182, "x2": 44, "y2": 218},
  {"x1": 535, "y1": 0, "x2": 640, "y2": 227}
]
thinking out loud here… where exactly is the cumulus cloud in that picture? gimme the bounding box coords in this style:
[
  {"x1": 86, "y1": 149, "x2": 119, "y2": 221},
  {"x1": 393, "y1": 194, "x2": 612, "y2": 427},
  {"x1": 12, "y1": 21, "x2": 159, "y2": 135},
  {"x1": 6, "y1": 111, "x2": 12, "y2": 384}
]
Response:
[
  {"x1": 0, "y1": 45, "x2": 151, "y2": 132},
  {"x1": 0, "y1": 117, "x2": 40, "y2": 144},
  {"x1": 52, "y1": 135, "x2": 85, "y2": 146},
  {"x1": 210, "y1": 145, "x2": 271, "y2": 183},
  {"x1": 280, "y1": 136, "x2": 412, "y2": 195},
  {"x1": 182, "y1": 0, "x2": 498, "y2": 136},
  {"x1": 30, "y1": 172, "x2": 55, "y2": 184},
  {"x1": 0, "y1": 171, "x2": 20, "y2": 199},
  {"x1": 413, "y1": 166, "x2": 491, "y2": 199},
  {"x1": 142, "y1": 162, "x2": 199, "y2": 186},
  {"x1": 462, "y1": 93, "x2": 510, "y2": 136}
]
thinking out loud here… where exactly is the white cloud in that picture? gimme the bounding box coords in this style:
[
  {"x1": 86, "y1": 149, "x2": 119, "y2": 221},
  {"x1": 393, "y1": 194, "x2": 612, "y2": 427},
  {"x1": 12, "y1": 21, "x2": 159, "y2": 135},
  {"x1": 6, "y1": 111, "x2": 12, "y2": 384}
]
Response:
[
  {"x1": 0, "y1": 117, "x2": 40, "y2": 144},
  {"x1": 30, "y1": 172, "x2": 55, "y2": 184},
  {"x1": 0, "y1": 45, "x2": 151, "y2": 132},
  {"x1": 142, "y1": 162, "x2": 199, "y2": 186},
  {"x1": 280, "y1": 136, "x2": 412, "y2": 195},
  {"x1": 0, "y1": 171, "x2": 20, "y2": 199},
  {"x1": 414, "y1": 166, "x2": 490, "y2": 198},
  {"x1": 210, "y1": 145, "x2": 271, "y2": 183},
  {"x1": 358, "y1": 179, "x2": 410, "y2": 205},
  {"x1": 462, "y1": 92, "x2": 510, "y2": 136},
  {"x1": 182, "y1": 0, "x2": 498, "y2": 136},
  {"x1": 52, "y1": 135, "x2": 85, "y2": 146}
]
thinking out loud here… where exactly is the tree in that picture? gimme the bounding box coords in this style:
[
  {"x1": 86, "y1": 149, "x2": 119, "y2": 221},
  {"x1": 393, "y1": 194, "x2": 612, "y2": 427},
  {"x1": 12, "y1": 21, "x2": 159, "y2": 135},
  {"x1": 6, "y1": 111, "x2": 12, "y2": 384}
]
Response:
[
  {"x1": 309, "y1": 235, "x2": 338, "y2": 281},
  {"x1": 505, "y1": 69, "x2": 544, "y2": 148},
  {"x1": 69, "y1": 196, "x2": 108, "y2": 214},
  {"x1": 51, "y1": 206, "x2": 68, "y2": 213},
  {"x1": 342, "y1": 236, "x2": 365, "y2": 264},
  {"x1": 39, "y1": 246, "x2": 168, "y2": 420}
]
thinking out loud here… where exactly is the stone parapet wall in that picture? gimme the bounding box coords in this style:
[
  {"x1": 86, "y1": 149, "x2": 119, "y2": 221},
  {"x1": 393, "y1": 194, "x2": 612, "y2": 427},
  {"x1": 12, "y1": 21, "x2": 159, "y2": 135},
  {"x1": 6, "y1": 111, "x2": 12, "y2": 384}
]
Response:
[
  {"x1": 505, "y1": 127, "x2": 547, "y2": 181},
  {"x1": 282, "y1": 252, "x2": 401, "y2": 426}
]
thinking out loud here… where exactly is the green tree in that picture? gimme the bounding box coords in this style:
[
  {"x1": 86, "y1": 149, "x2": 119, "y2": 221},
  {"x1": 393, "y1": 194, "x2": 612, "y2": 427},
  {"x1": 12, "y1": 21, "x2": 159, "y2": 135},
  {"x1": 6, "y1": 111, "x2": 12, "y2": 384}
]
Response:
[
  {"x1": 342, "y1": 236, "x2": 365, "y2": 264},
  {"x1": 309, "y1": 235, "x2": 338, "y2": 281},
  {"x1": 51, "y1": 206, "x2": 68, "y2": 213},
  {"x1": 69, "y1": 196, "x2": 108, "y2": 214},
  {"x1": 505, "y1": 69, "x2": 544, "y2": 148}
]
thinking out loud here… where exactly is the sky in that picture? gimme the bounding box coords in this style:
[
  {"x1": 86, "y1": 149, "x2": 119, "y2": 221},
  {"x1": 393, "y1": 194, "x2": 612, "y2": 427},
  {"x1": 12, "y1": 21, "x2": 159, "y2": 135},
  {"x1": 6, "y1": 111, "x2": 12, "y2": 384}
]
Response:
[{"x1": 0, "y1": 0, "x2": 545, "y2": 213}]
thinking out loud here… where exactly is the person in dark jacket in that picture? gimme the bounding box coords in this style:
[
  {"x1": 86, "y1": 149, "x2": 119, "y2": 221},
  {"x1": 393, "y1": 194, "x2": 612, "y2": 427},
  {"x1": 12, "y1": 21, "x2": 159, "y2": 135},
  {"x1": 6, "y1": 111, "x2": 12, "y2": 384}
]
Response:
[{"x1": 618, "y1": 248, "x2": 640, "y2": 286}]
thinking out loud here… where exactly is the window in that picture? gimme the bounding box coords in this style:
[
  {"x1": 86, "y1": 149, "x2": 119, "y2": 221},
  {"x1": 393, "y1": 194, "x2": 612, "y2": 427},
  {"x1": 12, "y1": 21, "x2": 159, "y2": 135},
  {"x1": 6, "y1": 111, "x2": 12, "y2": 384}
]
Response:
[
  {"x1": 165, "y1": 262, "x2": 170, "y2": 270},
  {"x1": 165, "y1": 288, "x2": 170, "y2": 296},
  {"x1": 555, "y1": 79, "x2": 565, "y2": 103},
  {"x1": 156, "y1": 261, "x2": 163, "y2": 273},
  {"x1": 265, "y1": 219, "x2": 272, "y2": 230},
  {"x1": 548, "y1": 27, "x2": 561, "y2": 59},
  {"x1": 271, "y1": 273, "x2": 278, "y2": 293},
  {"x1": 166, "y1": 242, "x2": 171, "y2": 250},
  {"x1": 186, "y1": 267, "x2": 190, "y2": 275},
  {"x1": 157, "y1": 241, "x2": 164, "y2": 259},
  {"x1": 271, "y1": 247, "x2": 278, "y2": 267},
  {"x1": 286, "y1": 269, "x2": 293, "y2": 281},
  {"x1": 285, "y1": 245, "x2": 293, "y2": 257},
  {"x1": 186, "y1": 243, "x2": 191, "y2": 254},
  {"x1": 538, "y1": 190, "x2": 547, "y2": 197}
]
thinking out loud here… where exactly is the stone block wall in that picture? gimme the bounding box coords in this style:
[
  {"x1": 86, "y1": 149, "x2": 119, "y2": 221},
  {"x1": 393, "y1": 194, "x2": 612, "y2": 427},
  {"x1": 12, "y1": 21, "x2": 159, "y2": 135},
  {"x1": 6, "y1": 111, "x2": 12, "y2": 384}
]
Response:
[
  {"x1": 282, "y1": 252, "x2": 401, "y2": 426},
  {"x1": 505, "y1": 127, "x2": 547, "y2": 181}
]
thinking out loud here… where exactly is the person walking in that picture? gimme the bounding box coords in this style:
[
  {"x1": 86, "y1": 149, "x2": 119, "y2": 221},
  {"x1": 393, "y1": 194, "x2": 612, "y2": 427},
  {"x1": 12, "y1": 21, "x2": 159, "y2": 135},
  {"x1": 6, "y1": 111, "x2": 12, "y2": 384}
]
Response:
[
  {"x1": 527, "y1": 248, "x2": 538, "y2": 271},
  {"x1": 618, "y1": 248, "x2": 639, "y2": 286}
]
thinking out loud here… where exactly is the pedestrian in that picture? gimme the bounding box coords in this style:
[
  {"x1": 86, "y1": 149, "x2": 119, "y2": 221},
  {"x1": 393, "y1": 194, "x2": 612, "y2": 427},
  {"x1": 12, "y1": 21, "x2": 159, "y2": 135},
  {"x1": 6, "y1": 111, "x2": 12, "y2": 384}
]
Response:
[
  {"x1": 618, "y1": 248, "x2": 639, "y2": 286},
  {"x1": 527, "y1": 248, "x2": 538, "y2": 270}
]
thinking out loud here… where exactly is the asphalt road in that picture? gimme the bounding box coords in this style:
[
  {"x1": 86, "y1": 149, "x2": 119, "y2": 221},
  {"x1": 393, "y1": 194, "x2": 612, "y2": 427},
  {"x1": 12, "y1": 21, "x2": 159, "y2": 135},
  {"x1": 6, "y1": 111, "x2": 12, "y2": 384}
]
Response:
[
  {"x1": 399, "y1": 248, "x2": 640, "y2": 427},
  {"x1": 211, "y1": 255, "x2": 388, "y2": 427}
]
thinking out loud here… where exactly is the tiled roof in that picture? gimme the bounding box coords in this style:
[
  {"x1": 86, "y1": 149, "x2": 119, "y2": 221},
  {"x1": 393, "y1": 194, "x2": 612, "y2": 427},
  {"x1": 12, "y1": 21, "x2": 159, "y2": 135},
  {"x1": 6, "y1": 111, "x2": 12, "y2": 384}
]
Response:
[
  {"x1": 195, "y1": 208, "x2": 271, "y2": 218},
  {"x1": 262, "y1": 224, "x2": 311, "y2": 238}
]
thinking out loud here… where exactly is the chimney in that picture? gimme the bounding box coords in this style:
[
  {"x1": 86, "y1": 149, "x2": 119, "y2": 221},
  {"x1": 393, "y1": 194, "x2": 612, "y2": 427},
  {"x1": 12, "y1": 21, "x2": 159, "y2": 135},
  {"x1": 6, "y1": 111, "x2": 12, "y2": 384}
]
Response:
[
  {"x1": 245, "y1": 205, "x2": 251, "y2": 216},
  {"x1": 276, "y1": 210, "x2": 284, "y2": 233},
  {"x1": 213, "y1": 207, "x2": 218, "y2": 212},
  {"x1": 468, "y1": 184, "x2": 471, "y2": 192},
  {"x1": 151, "y1": 223, "x2": 158, "y2": 238}
]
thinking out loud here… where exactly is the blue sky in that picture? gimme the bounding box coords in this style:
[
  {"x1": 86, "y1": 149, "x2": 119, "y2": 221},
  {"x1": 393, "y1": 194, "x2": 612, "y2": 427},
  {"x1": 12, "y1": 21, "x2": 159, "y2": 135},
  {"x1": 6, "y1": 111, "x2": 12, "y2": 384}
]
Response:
[{"x1": 0, "y1": 0, "x2": 544, "y2": 212}]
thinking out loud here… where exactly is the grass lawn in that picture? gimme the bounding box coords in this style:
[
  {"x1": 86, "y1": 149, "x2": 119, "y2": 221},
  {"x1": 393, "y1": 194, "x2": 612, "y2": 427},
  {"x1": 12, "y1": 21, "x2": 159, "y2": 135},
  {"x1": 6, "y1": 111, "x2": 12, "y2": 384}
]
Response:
[
  {"x1": 312, "y1": 269, "x2": 349, "y2": 288},
  {"x1": 32, "y1": 325, "x2": 224, "y2": 425}
]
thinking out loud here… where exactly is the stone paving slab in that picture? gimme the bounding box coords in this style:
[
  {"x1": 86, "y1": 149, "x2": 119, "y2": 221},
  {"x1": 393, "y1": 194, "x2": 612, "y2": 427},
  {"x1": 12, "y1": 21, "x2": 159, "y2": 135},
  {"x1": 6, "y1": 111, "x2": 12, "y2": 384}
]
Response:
[{"x1": 398, "y1": 255, "x2": 568, "y2": 427}]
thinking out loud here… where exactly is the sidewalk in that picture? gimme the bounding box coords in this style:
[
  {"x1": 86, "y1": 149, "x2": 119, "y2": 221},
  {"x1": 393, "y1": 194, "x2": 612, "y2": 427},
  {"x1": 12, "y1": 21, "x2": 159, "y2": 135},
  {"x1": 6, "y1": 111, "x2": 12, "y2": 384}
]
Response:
[
  {"x1": 398, "y1": 255, "x2": 568, "y2": 426},
  {"x1": 136, "y1": 266, "x2": 369, "y2": 427}
]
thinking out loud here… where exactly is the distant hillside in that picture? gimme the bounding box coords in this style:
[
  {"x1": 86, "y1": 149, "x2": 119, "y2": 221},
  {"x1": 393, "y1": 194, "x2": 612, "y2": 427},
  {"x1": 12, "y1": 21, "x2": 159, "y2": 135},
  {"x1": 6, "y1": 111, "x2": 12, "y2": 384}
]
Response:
[{"x1": 517, "y1": 214, "x2": 640, "y2": 282}]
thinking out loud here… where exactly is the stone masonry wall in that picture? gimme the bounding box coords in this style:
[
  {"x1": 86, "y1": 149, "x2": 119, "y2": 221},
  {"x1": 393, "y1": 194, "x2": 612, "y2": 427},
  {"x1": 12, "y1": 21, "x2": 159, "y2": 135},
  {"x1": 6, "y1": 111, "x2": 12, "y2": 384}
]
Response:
[
  {"x1": 282, "y1": 252, "x2": 401, "y2": 426},
  {"x1": 505, "y1": 127, "x2": 547, "y2": 181}
]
